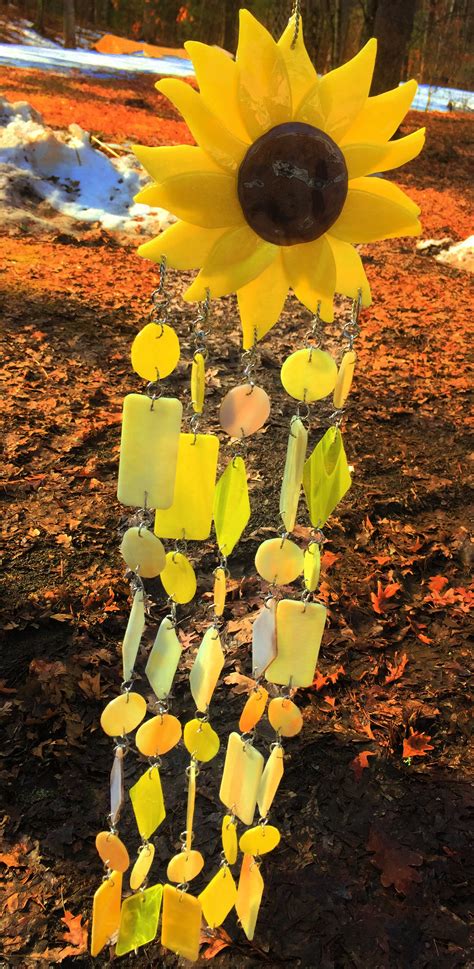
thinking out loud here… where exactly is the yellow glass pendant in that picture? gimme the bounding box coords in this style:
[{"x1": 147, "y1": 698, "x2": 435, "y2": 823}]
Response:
[
  {"x1": 161, "y1": 884, "x2": 202, "y2": 962},
  {"x1": 255, "y1": 537, "x2": 304, "y2": 585},
  {"x1": 189, "y1": 626, "x2": 224, "y2": 713},
  {"x1": 117, "y1": 394, "x2": 182, "y2": 509},
  {"x1": 280, "y1": 416, "x2": 308, "y2": 532},
  {"x1": 333, "y1": 349, "x2": 357, "y2": 408},
  {"x1": 219, "y1": 732, "x2": 264, "y2": 826},
  {"x1": 155, "y1": 432, "x2": 219, "y2": 540},
  {"x1": 145, "y1": 617, "x2": 182, "y2": 700},
  {"x1": 222, "y1": 815, "x2": 238, "y2": 865},
  {"x1": 131, "y1": 322, "x2": 180, "y2": 381},
  {"x1": 130, "y1": 766, "x2": 166, "y2": 840},
  {"x1": 120, "y1": 526, "x2": 166, "y2": 578},
  {"x1": 258, "y1": 744, "x2": 284, "y2": 818},
  {"x1": 136, "y1": 714, "x2": 182, "y2": 757},
  {"x1": 214, "y1": 456, "x2": 250, "y2": 555},
  {"x1": 252, "y1": 597, "x2": 277, "y2": 679},
  {"x1": 213, "y1": 566, "x2": 226, "y2": 617},
  {"x1": 268, "y1": 697, "x2": 303, "y2": 737},
  {"x1": 183, "y1": 718, "x2": 220, "y2": 762},
  {"x1": 303, "y1": 427, "x2": 352, "y2": 527},
  {"x1": 116, "y1": 883, "x2": 163, "y2": 957},
  {"x1": 219, "y1": 383, "x2": 270, "y2": 437},
  {"x1": 199, "y1": 865, "x2": 237, "y2": 929},
  {"x1": 186, "y1": 760, "x2": 197, "y2": 851},
  {"x1": 281, "y1": 348, "x2": 338, "y2": 402},
  {"x1": 95, "y1": 832, "x2": 130, "y2": 873},
  {"x1": 100, "y1": 692, "x2": 147, "y2": 737},
  {"x1": 266, "y1": 599, "x2": 327, "y2": 688},
  {"x1": 160, "y1": 551, "x2": 197, "y2": 604},
  {"x1": 191, "y1": 351, "x2": 206, "y2": 413},
  {"x1": 304, "y1": 541, "x2": 321, "y2": 592},
  {"x1": 239, "y1": 824, "x2": 280, "y2": 856},
  {"x1": 122, "y1": 590, "x2": 145, "y2": 683},
  {"x1": 167, "y1": 849, "x2": 204, "y2": 883},
  {"x1": 129, "y1": 842, "x2": 155, "y2": 891},
  {"x1": 91, "y1": 871, "x2": 122, "y2": 957},
  {"x1": 239, "y1": 686, "x2": 269, "y2": 733},
  {"x1": 235, "y1": 855, "x2": 264, "y2": 942}
]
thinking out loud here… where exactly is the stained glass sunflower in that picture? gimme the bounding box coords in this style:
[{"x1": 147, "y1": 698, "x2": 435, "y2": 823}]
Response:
[{"x1": 133, "y1": 11, "x2": 424, "y2": 348}]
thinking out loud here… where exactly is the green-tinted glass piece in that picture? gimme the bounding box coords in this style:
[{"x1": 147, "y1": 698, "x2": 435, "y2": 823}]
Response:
[
  {"x1": 302, "y1": 427, "x2": 351, "y2": 527},
  {"x1": 214, "y1": 456, "x2": 250, "y2": 555},
  {"x1": 115, "y1": 884, "x2": 163, "y2": 957},
  {"x1": 130, "y1": 766, "x2": 166, "y2": 840}
]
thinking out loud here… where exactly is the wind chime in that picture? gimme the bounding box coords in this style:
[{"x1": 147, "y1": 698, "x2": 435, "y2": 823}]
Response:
[{"x1": 90, "y1": 4, "x2": 423, "y2": 959}]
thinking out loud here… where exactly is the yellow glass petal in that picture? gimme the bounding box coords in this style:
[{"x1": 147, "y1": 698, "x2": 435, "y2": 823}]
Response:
[
  {"x1": 191, "y1": 351, "x2": 205, "y2": 414},
  {"x1": 116, "y1": 883, "x2": 162, "y2": 957},
  {"x1": 237, "y1": 251, "x2": 289, "y2": 349},
  {"x1": 326, "y1": 235, "x2": 371, "y2": 304},
  {"x1": 278, "y1": 13, "x2": 318, "y2": 111},
  {"x1": 117, "y1": 394, "x2": 182, "y2": 510},
  {"x1": 133, "y1": 144, "x2": 221, "y2": 184},
  {"x1": 237, "y1": 9, "x2": 292, "y2": 140},
  {"x1": 258, "y1": 745, "x2": 284, "y2": 818},
  {"x1": 120, "y1": 526, "x2": 166, "y2": 579},
  {"x1": 160, "y1": 551, "x2": 197, "y2": 605},
  {"x1": 219, "y1": 383, "x2": 271, "y2": 438},
  {"x1": 340, "y1": 79, "x2": 418, "y2": 145},
  {"x1": 280, "y1": 416, "x2": 308, "y2": 533},
  {"x1": 199, "y1": 865, "x2": 237, "y2": 929},
  {"x1": 266, "y1": 599, "x2": 327, "y2": 688},
  {"x1": 95, "y1": 832, "x2": 129, "y2": 873},
  {"x1": 283, "y1": 235, "x2": 336, "y2": 315},
  {"x1": 185, "y1": 40, "x2": 250, "y2": 142},
  {"x1": 331, "y1": 177, "x2": 421, "y2": 243},
  {"x1": 145, "y1": 617, "x2": 182, "y2": 700},
  {"x1": 183, "y1": 719, "x2": 220, "y2": 763},
  {"x1": 91, "y1": 872, "x2": 122, "y2": 957},
  {"x1": 144, "y1": 170, "x2": 243, "y2": 229},
  {"x1": 333, "y1": 349, "x2": 357, "y2": 408},
  {"x1": 219, "y1": 732, "x2": 264, "y2": 826},
  {"x1": 136, "y1": 714, "x2": 182, "y2": 757},
  {"x1": 268, "y1": 697, "x2": 303, "y2": 737},
  {"x1": 252, "y1": 597, "x2": 277, "y2": 679},
  {"x1": 131, "y1": 322, "x2": 180, "y2": 382},
  {"x1": 130, "y1": 766, "x2": 166, "y2": 840},
  {"x1": 155, "y1": 433, "x2": 219, "y2": 541},
  {"x1": 137, "y1": 222, "x2": 225, "y2": 270},
  {"x1": 255, "y1": 537, "x2": 304, "y2": 585},
  {"x1": 167, "y1": 850, "x2": 204, "y2": 883},
  {"x1": 295, "y1": 79, "x2": 325, "y2": 129},
  {"x1": 235, "y1": 855, "x2": 264, "y2": 941},
  {"x1": 214, "y1": 456, "x2": 250, "y2": 556},
  {"x1": 303, "y1": 426, "x2": 352, "y2": 526},
  {"x1": 184, "y1": 226, "x2": 277, "y2": 302},
  {"x1": 317, "y1": 39, "x2": 377, "y2": 142},
  {"x1": 342, "y1": 128, "x2": 425, "y2": 179},
  {"x1": 189, "y1": 626, "x2": 224, "y2": 713},
  {"x1": 129, "y1": 843, "x2": 155, "y2": 891},
  {"x1": 213, "y1": 567, "x2": 226, "y2": 617},
  {"x1": 122, "y1": 590, "x2": 145, "y2": 683},
  {"x1": 100, "y1": 692, "x2": 147, "y2": 738},
  {"x1": 239, "y1": 824, "x2": 280, "y2": 856},
  {"x1": 161, "y1": 885, "x2": 202, "y2": 962},
  {"x1": 222, "y1": 815, "x2": 238, "y2": 865},
  {"x1": 304, "y1": 541, "x2": 321, "y2": 592},
  {"x1": 239, "y1": 686, "x2": 269, "y2": 733},
  {"x1": 156, "y1": 78, "x2": 248, "y2": 174}
]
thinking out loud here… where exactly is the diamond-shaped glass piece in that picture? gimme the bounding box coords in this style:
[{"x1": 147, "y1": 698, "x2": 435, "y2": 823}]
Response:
[
  {"x1": 189, "y1": 626, "x2": 224, "y2": 713},
  {"x1": 145, "y1": 617, "x2": 182, "y2": 700},
  {"x1": 303, "y1": 427, "x2": 351, "y2": 527},
  {"x1": 130, "y1": 766, "x2": 166, "y2": 840},
  {"x1": 116, "y1": 883, "x2": 163, "y2": 956},
  {"x1": 213, "y1": 456, "x2": 250, "y2": 555}
]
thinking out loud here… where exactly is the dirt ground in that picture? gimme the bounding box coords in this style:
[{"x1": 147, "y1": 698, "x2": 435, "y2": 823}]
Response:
[{"x1": 1, "y1": 68, "x2": 473, "y2": 968}]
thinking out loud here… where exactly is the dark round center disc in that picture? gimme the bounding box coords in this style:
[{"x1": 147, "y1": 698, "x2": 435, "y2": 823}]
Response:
[{"x1": 237, "y1": 122, "x2": 348, "y2": 246}]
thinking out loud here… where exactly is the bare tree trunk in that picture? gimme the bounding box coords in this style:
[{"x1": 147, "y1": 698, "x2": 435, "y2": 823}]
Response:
[
  {"x1": 63, "y1": 0, "x2": 76, "y2": 48},
  {"x1": 371, "y1": 0, "x2": 416, "y2": 93},
  {"x1": 34, "y1": 0, "x2": 45, "y2": 33}
]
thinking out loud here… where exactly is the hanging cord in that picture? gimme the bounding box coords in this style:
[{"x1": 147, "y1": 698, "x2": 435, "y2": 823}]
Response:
[{"x1": 290, "y1": 0, "x2": 302, "y2": 49}]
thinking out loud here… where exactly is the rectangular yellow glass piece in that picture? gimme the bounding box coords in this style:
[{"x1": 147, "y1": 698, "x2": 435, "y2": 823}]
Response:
[
  {"x1": 155, "y1": 433, "x2": 219, "y2": 540},
  {"x1": 117, "y1": 394, "x2": 182, "y2": 509},
  {"x1": 219, "y1": 732, "x2": 264, "y2": 826},
  {"x1": 91, "y1": 871, "x2": 122, "y2": 956},
  {"x1": 266, "y1": 599, "x2": 327, "y2": 688},
  {"x1": 161, "y1": 885, "x2": 202, "y2": 962}
]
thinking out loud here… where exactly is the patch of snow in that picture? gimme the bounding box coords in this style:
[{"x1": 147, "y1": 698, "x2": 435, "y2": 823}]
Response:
[
  {"x1": 435, "y1": 236, "x2": 474, "y2": 272},
  {"x1": 0, "y1": 41, "x2": 195, "y2": 77}
]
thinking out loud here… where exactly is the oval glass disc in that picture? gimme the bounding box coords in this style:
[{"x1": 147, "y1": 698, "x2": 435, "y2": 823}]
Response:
[
  {"x1": 281, "y1": 348, "x2": 337, "y2": 402},
  {"x1": 255, "y1": 537, "x2": 303, "y2": 585},
  {"x1": 219, "y1": 384, "x2": 270, "y2": 438},
  {"x1": 239, "y1": 687, "x2": 269, "y2": 733},
  {"x1": 160, "y1": 551, "x2": 197, "y2": 604},
  {"x1": 239, "y1": 824, "x2": 280, "y2": 856},
  {"x1": 131, "y1": 322, "x2": 180, "y2": 381},
  {"x1": 268, "y1": 697, "x2": 303, "y2": 737},
  {"x1": 167, "y1": 849, "x2": 204, "y2": 883},
  {"x1": 221, "y1": 815, "x2": 238, "y2": 865},
  {"x1": 135, "y1": 714, "x2": 182, "y2": 757},
  {"x1": 129, "y1": 842, "x2": 155, "y2": 891},
  {"x1": 183, "y1": 719, "x2": 220, "y2": 762},
  {"x1": 333, "y1": 349, "x2": 356, "y2": 408},
  {"x1": 95, "y1": 831, "x2": 129, "y2": 872},
  {"x1": 120, "y1": 526, "x2": 166, "y2": 578},
  {"x1": 100, "y1": 692, "x2": 147, "y2": 737},
  {"x1": 304, "y1": 542, "x2": 321, "y2": 592}
]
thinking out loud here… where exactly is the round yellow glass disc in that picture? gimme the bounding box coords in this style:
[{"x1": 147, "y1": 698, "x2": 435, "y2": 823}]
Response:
[
  {"x1": 129, "y1": 843, "x2": 155, "y2": 891},
  {"x1": 239, "y1": 687, "x2": 268, "y2": 733},
  {"x1": 100, "y1": 692, "x2": 147, "y2": 737},
  {"x1": 95, "y1": 831, "x2": 130, "y2": 872},
  {"x1": 160, "y1": 551, "x2": 197, "y2": 604},
  {"x1": 167, "y1": 849, "x2": 204, "y2": 883},
  {"x1": 131, "y1": 322, "x2": 180, "y2": 381},
  {"x1": 268, "y1": 697, "x2": 303, "y2": 737},
  {"x1": 221, "y1": 815, "x2": 238, "y2": 865},
  {"x1": 255, "y1": 537, "x2": 304, "y2": 585},
  {"x1": 281, "y1": 348, "x2": 337, "y2": 402},
  {"x1": 239, "y1": 824, "x2": 280, "y2": 855},
  {"x1": 135, "y1": 714, "x2": 182, "y2": 757},
  {"x1": 183, "y1": 719, "x2": 220, "y2": 762},
  {"x1": 120, "y1": 526, "x2": 166, "y2": 578}
]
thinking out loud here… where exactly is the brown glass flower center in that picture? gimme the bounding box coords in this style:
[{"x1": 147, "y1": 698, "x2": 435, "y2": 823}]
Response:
[{"x1": 237, "y1": 122, "x2": 348, "y2": 246}]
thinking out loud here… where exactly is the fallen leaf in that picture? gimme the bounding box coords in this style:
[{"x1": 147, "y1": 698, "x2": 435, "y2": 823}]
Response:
[
  {"x1": 322, "y1": 550, "x2": 339, "y2": 570},
  {"x1": 371, "y1": 580, "x2": 401, "y2": 614},
  {"x1": 367, "y1": 828, "x2": 423, "y2": 893},
  {"x1": 428, "y1": 575, "x2": 448, "y2": 595},
  {"x1": 385, "y1": 652, "x2": 408, "y2": 683},
  {"x1": 0, "y1": 846, "x2": 27, "y2": 867},
  {"x1": 61, "y1": 910, "x2": 88, "y2": 951},
  {"x1": 224, "y1": 672, "x2": 256, "y2": 694},
  {"x1": 350, "y1": 750, "x2": 376, "y2": 781},
  {"x1": 403, "y1": 729, "x2": 434, "y2": 758},
  {"x1": 200, "y1": 926, "x2": 232, "y2": 959}
]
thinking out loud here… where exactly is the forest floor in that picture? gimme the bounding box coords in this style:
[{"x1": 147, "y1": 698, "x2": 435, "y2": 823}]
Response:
[{"x1": 1, "y1": 67, "x2": 473, "y2": 969}]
